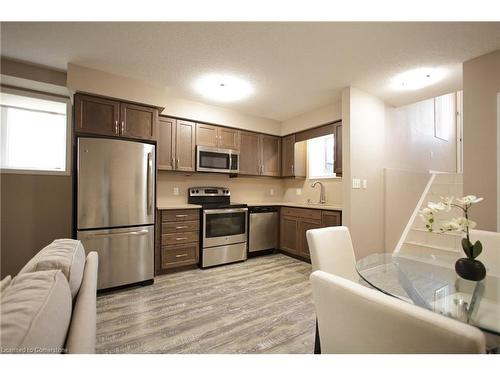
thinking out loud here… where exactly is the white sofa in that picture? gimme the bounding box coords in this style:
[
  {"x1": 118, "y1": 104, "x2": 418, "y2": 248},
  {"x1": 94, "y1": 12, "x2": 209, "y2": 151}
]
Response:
[{"x1": 0, "y1": 239, "x2": 98, "y2": 354}]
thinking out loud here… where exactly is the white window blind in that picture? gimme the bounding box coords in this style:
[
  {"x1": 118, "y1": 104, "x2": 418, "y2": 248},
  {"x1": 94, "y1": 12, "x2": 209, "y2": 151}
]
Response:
[{"x1": 0, "y1": 91, "x2": 69, "y2": 173}]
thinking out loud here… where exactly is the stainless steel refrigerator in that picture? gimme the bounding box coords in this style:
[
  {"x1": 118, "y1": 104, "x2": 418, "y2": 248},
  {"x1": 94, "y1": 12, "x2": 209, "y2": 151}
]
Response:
[{"x1": 76, "y1": 137, "x2": 155, "y2": 290}]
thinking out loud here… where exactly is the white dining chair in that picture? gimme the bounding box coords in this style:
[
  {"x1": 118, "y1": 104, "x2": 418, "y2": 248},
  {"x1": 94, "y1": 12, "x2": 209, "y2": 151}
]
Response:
[
  {"x1": 310, "y1": 270, "x2": 486, "y2": 354},
  {"x1": 306, "y1": 226, "x2": 358, "y2": 282}
]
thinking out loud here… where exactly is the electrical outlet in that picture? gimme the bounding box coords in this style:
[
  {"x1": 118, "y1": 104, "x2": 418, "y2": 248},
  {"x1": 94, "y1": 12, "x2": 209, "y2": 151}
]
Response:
[
  {"x1": 352, "y1": 178, "x2": 361, "y2": 189},
  {"x1": 173, "y1": 187, "x2": 179, "y2": 196},
  {"x1": 362, "y1": 179, "x2": 367, "y2": 189},
  {"x1": 296, "y1": 188, "x2": 302, "y2": 196},
  {"x1": 270, "y1": 188, "x2": 275, "y2": 196}
]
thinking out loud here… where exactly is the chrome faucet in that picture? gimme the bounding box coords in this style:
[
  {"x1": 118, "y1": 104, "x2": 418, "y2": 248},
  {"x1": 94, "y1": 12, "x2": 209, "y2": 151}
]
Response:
[{"x1": 311, "y1": 181, "x2": 326, "y2": 204}]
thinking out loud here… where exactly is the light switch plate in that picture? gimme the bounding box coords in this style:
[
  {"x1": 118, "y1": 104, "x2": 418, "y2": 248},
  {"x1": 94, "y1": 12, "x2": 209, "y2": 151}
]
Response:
[
  {"x1": 173, "y1": 187, "x2": 179, "y2": 196},
  {"x1": 296, "y1": 188, "x2": 302, "y2": 196},
  {"x1": 352, "y1": 178, "x2": 361, "y2": 189},
  {"x1": 362, "y1": 179, "x2": 367, "y2": 189},
  {"x1": 270, "y1": 188, "x2": 275, "y2": 196}
]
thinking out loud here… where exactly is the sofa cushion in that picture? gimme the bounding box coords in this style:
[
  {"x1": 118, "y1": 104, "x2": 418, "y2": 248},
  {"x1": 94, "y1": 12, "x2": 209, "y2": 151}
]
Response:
[
  {"x1": 0, "y1": 275, "x2": 12, "y2": 293},
  {"x1": 0, "y1": 270, "x2": 72, "y2": 353},
  {"x1": 18, "y1": 239, "x2": 85, "y2": 298}
]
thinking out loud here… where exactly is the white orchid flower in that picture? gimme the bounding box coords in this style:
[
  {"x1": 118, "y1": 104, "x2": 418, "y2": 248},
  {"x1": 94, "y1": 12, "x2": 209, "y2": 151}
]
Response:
[
  {"x1": 440, "y1": 196, "x2": 453, "y2": 212},
  {"x1": 427, "y1": 201, "x2": 447, "y2": 211},
  {"x1": 456, "y1": 195, "x2": 484, "y2": 205},
  {"x1": 440, "y1": 220, "x2": 462, "y2": 232}
]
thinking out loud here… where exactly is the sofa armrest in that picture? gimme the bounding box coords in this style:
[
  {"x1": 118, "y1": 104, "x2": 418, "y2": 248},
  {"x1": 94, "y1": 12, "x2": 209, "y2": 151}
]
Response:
[{"x1": 65, "y1": 251, "x2": 98, "y2": 354}]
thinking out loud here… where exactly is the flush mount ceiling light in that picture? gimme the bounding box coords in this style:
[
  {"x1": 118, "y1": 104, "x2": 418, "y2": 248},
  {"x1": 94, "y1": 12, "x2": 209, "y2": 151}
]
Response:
[
  {"x1": 389, "y1": 67, "x2": 446, "y2": 91},
  {"x1": 193, "y1": 73, "x2": 253, "y2": 102}
]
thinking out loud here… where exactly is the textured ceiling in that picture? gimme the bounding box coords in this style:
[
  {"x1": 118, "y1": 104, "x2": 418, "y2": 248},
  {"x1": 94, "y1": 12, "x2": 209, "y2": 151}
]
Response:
[{"x1": 1, "y1": 22, "x2": 500, "y2": 121}]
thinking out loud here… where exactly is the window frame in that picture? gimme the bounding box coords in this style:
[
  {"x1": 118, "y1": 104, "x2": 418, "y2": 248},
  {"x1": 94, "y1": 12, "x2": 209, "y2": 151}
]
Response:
[
  {"x1": 0, "y1": 86, "x2": 72, "y2": 176},
  {"x1": 307, "y1": 133, "x2": 338, "y2": 180}
]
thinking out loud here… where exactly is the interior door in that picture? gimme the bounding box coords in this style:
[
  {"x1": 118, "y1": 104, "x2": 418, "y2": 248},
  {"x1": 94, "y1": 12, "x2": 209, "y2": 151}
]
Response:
[{"x1": 78, "y1": 137, "x2": 155, "y2": 229}]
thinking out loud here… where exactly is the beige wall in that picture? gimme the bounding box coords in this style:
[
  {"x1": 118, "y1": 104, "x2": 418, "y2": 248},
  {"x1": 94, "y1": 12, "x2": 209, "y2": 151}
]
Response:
[
  {"x1": 282, "y1": 178, "x2": 342, "y2": 206},
  {"x1": 157, "y1": 172, "x2": 284, "y2": 205},
  {"x1": 463, "y1": 49, "x2": 500, "y2": 232},
  {"x1": 280, "y1": 101, "x2": 342, "y2": 136},
  {"x1": 385, "y1": 95, "x2": 458, "y2": 173},
  {"x1": 1, "y1": 174, "x2": 72, "y2": 277},
  {"x1": 342, "y1": 87, "x2": 386, "y2": 260},
  {"x1": 67, "y1": 63, "x2": 281, "y2": 135},
  {"x1": 0, "y1": 60, "x2": 73, "y2": 277}
]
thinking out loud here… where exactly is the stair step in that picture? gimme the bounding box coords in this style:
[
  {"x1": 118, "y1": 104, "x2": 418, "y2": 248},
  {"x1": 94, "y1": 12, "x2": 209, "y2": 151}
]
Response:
[{"x1": 403, "y1": 240, "x2": 460, "y2": 253}]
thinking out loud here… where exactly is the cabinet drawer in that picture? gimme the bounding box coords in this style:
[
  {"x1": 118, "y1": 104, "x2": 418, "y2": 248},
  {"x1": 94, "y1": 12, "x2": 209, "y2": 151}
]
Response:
[
  {"x1": 161, "y1": 243, "x2": 198, "y2": 269},
  {"x1": 162, "y1": 209, "x2": 200, "y2": 222},
  {"x1": 281, "y1": 207, "x2": 322, "y2": 221},
  {"x1": 162, "y1": 220, "x2": 199, "y2": 233},
  {"x1": 161, "y1": 231, "x2": 199, "y2": 245}
]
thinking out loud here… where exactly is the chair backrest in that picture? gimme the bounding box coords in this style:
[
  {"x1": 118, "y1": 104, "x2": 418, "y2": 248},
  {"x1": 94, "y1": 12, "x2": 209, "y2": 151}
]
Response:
[
  {"x1": 306, "y1": 226, "x2": 358, "y2": 282},
  {"x1": 470, "y1": 229, "x2": 500, "y2": 277},
  {"x1": 310, "y1": 270, "x2": 486, "y2": 354}
]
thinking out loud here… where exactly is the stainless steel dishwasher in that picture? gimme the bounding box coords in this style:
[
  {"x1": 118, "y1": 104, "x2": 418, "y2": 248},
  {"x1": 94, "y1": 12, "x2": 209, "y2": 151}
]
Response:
[{"x1": 248, "y1": 206, "x2": 279, "y2": 253}]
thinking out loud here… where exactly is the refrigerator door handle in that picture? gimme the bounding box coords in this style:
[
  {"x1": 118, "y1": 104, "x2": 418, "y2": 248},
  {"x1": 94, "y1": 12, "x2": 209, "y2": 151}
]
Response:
[
  {"x1": 147, "y1": 152, "x2": 153, "y2": 216},
  {"x1": 92, "y1": 229, "x2": 149, "y2": 237}
]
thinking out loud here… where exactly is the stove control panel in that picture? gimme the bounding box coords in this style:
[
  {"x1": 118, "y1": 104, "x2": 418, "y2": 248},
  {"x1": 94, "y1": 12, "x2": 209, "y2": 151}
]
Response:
[{"x1": 188, "y1": 187, "x2": 230, "y2": 197}]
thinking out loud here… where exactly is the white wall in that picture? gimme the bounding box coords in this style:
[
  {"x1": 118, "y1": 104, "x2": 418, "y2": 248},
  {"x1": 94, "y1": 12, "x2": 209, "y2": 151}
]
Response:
[
  {"x1": 385, "y1": 95, "x2": 458, "y2": 173},
  {"x1": 342, "y1": 87, "x2": 386, "y2": 259},
  {"x1": 67, "y1": 63, "x2": 281, "y2": 135},
  {"x1": 280, "y1": 101, "x2": 342, "y2": 136},
  {"x1": 463, "y1": 49, "x2": 500, "y2": 232}
]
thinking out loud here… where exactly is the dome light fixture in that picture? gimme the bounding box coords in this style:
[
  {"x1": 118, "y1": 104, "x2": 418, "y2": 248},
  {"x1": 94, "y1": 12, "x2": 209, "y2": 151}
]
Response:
[
  {"x1": 389, "y1": 67, "x2": 446, "y2": 91},
  {"x1": 194, "y1": 73, "x2": 253, "y2": 102}
]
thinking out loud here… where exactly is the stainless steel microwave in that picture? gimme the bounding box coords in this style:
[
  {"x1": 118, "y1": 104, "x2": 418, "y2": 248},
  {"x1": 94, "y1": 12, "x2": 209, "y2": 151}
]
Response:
[{"x1": 196, "y1": 146, "x2": 239, "y2": 174}]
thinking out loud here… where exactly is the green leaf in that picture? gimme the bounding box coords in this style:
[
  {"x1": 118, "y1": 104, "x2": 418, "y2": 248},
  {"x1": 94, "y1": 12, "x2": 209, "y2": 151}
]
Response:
[
  {"x1": 472, "y1": 240, "x2": 483, "y2": 259},
  {"x1": 461, "y1": 238, "x2": 473, "y2": 258}
]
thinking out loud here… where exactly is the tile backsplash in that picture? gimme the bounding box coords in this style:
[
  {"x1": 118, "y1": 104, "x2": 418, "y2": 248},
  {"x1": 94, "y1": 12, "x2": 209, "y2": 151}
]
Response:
[{"x1": 157, "y1": 171, "x2": 343, "y2": 206}]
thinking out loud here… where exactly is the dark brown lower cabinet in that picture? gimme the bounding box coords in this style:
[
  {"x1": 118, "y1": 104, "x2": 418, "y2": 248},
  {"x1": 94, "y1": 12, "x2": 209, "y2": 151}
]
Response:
[
  {"x1": 156, "y1": 209, "x2": 200, "y2": 274},
  {"x1": 279, "y1": 207, "x2": 342, "y2": 261}
]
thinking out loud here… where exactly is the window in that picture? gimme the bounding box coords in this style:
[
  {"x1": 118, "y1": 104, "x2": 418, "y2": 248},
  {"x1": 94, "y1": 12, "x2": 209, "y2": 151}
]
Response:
[
  {"x1": 307, "y1": 133, "x2": 336, "y2": 179},
  {"x1": 0, "y1": 89, "x2": 70, "y2": 174}
]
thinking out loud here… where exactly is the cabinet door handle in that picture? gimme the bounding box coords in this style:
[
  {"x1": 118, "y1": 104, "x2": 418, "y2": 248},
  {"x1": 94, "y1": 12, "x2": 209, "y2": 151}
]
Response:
[
  {"x1": 175, "y1": 214, "x2": 188, "y2": 218},
  {"x1": 121, "y1": 121, "x2": 125, "y2": 134},
  {"x1": 175, "y1": 254, "x2": 188, "y2": 258},
  {"x1": 292, "y1": 164, "x2": 294, "y2": 175},
  {"x1": 114, "y1": 120, "x2": 119, "y2": 134},
  {"x1": 176, "y1": 237, "x2": 188, "y2": 241},
  {"x1": 172, "y1": 157, "x2": 175, "y2": 169},
  {"x1": 177, "y1": 158, "x2": 180, "y2": 168},
  {"x1": 175, "y1": 226, "x2": 188, "y2": 229}
]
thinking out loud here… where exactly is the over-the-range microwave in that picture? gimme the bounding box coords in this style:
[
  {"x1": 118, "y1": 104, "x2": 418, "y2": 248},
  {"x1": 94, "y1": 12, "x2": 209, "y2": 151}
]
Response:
[{"x1": 196, "y1": 145, "x2": 239, "y2": 174}]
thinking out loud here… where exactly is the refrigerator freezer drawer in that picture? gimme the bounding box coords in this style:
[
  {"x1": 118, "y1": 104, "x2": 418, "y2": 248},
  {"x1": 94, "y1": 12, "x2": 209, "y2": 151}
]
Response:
[{"x1": 77, "y1": 225, "x2": 154, "y2": 290}]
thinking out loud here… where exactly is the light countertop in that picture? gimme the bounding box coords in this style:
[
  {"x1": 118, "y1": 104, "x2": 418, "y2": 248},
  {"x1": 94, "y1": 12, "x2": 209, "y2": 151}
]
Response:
[
  {"x1": 157, "y1": 201, "x2": 341, "y2": 211},
  {"x1": 243, "y1": 202, "x2": 342, "y2": 211},
  {"x1": 156, "y1": 203, "x2": 202, "y2": 210}
]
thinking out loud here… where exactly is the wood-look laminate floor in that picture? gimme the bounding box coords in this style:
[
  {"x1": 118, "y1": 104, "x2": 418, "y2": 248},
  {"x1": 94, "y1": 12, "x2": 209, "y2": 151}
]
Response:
[{"x1": 96, "y1": 254, "x2": 316, "y2": 354}]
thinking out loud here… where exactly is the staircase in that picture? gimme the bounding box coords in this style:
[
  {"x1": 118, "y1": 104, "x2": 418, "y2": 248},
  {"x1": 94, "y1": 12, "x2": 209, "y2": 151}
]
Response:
[{"x1": 394, "y1": 172, "x2": 464, "y2": 266}]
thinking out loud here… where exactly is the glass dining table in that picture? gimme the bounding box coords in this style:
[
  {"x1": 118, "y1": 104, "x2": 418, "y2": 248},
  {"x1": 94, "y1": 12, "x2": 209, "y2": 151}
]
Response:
[{"x1": 355, "y1": 253, "x2": 500, "y2": 338}]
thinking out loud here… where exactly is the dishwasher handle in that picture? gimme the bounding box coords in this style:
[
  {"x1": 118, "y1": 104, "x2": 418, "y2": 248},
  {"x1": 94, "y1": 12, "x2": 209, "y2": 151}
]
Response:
[{"x1": 249, "y1": 206, "x2": 279, "y2": 213}]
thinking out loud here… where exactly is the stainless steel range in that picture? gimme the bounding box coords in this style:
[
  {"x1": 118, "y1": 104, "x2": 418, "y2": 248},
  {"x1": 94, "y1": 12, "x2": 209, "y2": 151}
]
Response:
[{"x1": 188, "y1": 187, "x2": 247, "y2": 268}]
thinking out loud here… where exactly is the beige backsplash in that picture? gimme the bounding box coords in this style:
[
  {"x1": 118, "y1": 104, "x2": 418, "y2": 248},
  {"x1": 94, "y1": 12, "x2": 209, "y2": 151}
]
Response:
[{"x1": 157, "y1": 171, "x2": 343, "y2": 206}]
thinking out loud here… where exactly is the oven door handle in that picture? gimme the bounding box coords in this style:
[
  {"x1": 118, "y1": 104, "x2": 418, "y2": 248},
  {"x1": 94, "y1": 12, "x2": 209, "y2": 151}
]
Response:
[{"x1": 203, "y1": 208, "x2": 248, "y2": 215}]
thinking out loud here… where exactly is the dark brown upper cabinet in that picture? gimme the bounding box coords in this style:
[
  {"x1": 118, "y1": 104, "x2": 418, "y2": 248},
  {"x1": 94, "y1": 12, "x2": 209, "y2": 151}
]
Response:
[
  {"x1": 196, "y1": 123, "x2": 239, "y2": 150},
  {"x1": 238, "y1": 132, "x2": 280, "y2": 176},
  {"x1": 74, "y1": 93, "x2": 158, "y2": 141},
  {"x1": 239, "y1": 131, "x2": 261, "y2": 175},
  {"x1": 334, "y1": 123, "x2": 342, "y2": 176},
  {"x1": 281, "y1": 134, "x2": 306, "y2": 178},
  {"x1": 120, "y1": 102, "x2": 158, "y2": 141},
  {"x1": 158, "y1": 116, "x2": 195, "y2": 172},
  {"x1": 74, "y1": 94, "x2": 120, "y2": 137},
  {"x1": 260, "y1": 135, "x2": 281, "y2": 177}
]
